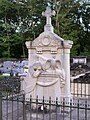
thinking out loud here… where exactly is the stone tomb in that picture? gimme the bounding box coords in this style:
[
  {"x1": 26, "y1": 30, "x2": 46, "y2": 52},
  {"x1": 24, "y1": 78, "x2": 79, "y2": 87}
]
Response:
[
  {"x1": 21, "y1": 6, "x2": 73, "y2": 101},
  {"x1": 73, "y1": 56, "x2": 87, "y2": 64}
]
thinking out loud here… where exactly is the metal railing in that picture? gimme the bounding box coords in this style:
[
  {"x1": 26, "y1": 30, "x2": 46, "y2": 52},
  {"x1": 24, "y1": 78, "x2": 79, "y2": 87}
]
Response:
[
  {"x1": 0, "y1": 94, "x2": 90, "y2": 120},
  {"x1": 71, "y1": 73, "x2": 90, "y2": 98},
  {"x1": 0, "y1": 76, "x2": 90, "y2": 119}
]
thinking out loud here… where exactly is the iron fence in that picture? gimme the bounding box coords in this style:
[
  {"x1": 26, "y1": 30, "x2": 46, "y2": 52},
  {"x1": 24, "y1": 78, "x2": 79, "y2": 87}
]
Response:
[
  {"x1": 0, "y1": 77, "x2": 21, "y2": 96},
  {"x1": 0, "y1": 94, "x2": 90, "y2": 120},
  {"x1": 0, "y1": 76, "x2": 90, "y2": 119},
  {"x1": 71, "y1": 73, "x2": 90, "y2": 98}
]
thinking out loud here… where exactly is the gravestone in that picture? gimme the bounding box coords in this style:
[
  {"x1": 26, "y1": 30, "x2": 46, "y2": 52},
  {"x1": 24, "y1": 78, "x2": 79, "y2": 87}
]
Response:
[
  {"x1": 73, "y1": 56, "x2": 87, "y2": 64},
  {"x1": 21, "y1": 6, "x2": 73, "y2": 101}
]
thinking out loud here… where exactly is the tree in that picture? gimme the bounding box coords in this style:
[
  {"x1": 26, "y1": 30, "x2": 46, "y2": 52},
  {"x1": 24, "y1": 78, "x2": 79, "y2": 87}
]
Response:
[
  {"x1": 70, "y1": 1, "x2": 90, "y2": 56},
  {"x1": 0, "y1": 0, "x2": 90, "y2": 58},
  {"x1": 50, "y1": 0, "x2": 90, "y2": 56}
]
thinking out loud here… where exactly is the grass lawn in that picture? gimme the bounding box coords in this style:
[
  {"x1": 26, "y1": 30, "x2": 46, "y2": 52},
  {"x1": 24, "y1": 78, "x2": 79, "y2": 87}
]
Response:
[{"x1": 0, "y1": 75, "x2": 9, "y2": 78}]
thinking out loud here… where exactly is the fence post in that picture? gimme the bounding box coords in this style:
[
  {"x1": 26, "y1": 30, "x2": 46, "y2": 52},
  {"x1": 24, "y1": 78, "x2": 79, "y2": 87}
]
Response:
[
  {"x1": 0, "y1": 91, "x2": 2, "y2": 120},
  {"x1": 70, "y1": 99, "x2": 72, "y2": 120},
  {"x1": 30, "y1": 95, "x2": 32, "y2": 120},
  {"x1": 36, "y1": 96, "x2": 38, "y2": 119},
  {"x1": 77, "y1": 99, "x2": 79, "y2": 120},
  {"x1": 42, "y1": 96, "x2": 44, "y2": 120},
  {"x1": 62, "y1": 98, "x2": 65, "y2": 120},
  {"x1": 56, "y1": 97, "x2": 58, "y2": 120},
  {"x1": 85, "y1": 100, "x2": 87, "y2": 120},
  {"x1": 49, "y1": 97, "x2": 51, "y2": 120},
  {"x1": 23, "y1": 94, "x2": 26, "y2": 120}
]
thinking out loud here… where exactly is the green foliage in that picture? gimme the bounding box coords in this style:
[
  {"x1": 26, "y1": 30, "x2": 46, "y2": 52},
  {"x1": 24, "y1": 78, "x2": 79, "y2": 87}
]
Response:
[
  {"x1": 0, "y1": 0, "x2": 90, "y2": 58},
  {"x1": 52, "y1": 0, "x2": 90, "y2": 56}
]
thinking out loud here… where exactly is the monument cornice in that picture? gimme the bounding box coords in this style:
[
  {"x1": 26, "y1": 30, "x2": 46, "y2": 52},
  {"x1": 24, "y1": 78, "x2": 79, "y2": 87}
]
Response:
[
  {"x1": 26, "y1": 39, "x2": 73, "y2": 50},
  {"x1": 63, "y1": 40, "x2": 73, "y2": 49}
]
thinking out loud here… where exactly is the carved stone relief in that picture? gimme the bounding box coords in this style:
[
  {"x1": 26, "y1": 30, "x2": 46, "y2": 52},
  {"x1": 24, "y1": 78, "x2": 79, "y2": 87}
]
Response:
[{"x1": 28, "y1": 57, "x2": 65, "y2": 89}]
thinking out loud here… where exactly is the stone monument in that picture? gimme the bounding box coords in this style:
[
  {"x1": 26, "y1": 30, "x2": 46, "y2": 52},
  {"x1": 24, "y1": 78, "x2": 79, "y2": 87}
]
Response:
[{"x1": 21, "y1": 6, "x2": 73, "y2": 101}]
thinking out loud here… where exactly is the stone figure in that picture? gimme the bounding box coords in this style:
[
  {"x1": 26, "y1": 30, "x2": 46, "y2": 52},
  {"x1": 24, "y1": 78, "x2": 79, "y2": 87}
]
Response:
[
  {"x1": 24, "y1": 55, "x2": 65, "y2": 100},
  {"x1": 55, "y1": 60, "x2": 65, "y2": 88},
  {"x1": 24, "y1": 62, "x2": 43, "y2": 95},
  {"x1": 29, "y1": 62, "x2": 42, "y2": 78},
  {"x1": 46, "y1": 59, "x2": 65, "y2": 87},
  {"x1": 36, "y1": 54, "x2": 65, "y2": 87}
]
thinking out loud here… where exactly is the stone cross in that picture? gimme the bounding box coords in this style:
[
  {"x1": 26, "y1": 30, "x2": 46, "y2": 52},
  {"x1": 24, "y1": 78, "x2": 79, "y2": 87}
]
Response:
[{"x1": 42, "y1": 6, "x2": 55, "y2": 25}]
